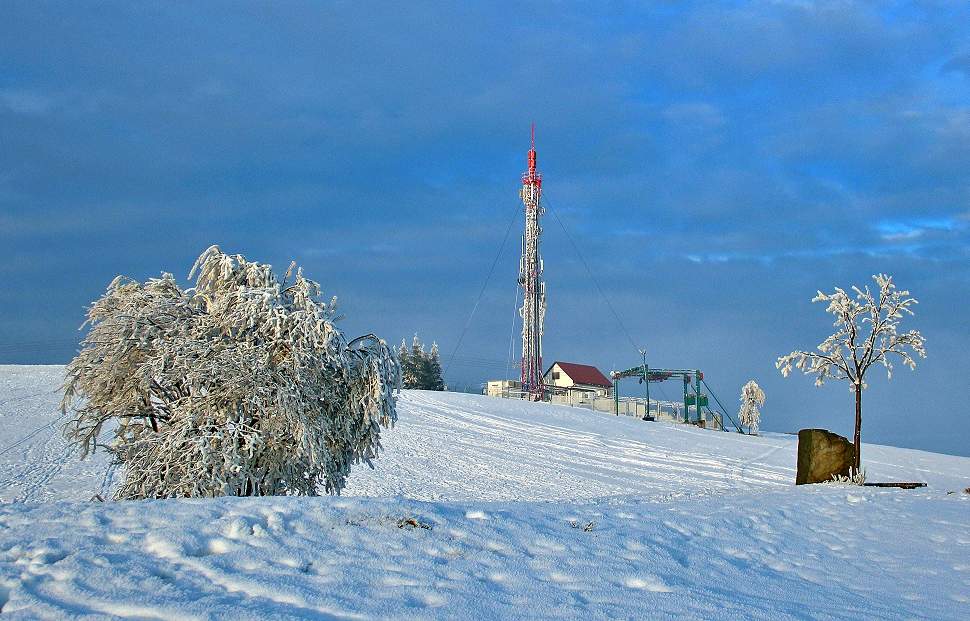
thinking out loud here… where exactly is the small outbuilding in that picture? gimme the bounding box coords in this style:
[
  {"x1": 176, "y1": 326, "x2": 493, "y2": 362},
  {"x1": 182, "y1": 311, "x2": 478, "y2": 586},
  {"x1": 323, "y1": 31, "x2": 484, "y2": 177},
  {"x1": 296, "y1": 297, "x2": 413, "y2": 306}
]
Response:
[
  {"x1": 485, "y1": 379, "x2": 521, "y2": 398},
  {"x1": 543, "y1": 361, "x2": 612, "y2": 399}
]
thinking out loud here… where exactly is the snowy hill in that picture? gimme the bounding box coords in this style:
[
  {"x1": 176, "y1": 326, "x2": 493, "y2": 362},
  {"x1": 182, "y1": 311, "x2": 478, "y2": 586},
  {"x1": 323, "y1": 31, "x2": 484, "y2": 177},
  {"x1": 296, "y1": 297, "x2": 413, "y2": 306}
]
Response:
[{"x1": 1, "y1": 365, "x2": 968, "y2": 619}]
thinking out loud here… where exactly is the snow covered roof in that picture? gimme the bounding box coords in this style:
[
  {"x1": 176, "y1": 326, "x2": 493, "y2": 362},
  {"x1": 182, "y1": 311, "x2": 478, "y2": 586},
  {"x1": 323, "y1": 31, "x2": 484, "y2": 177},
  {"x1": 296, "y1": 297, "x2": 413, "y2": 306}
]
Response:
[{"x1": 546, "y1": 361, "x2": 613, "y2": 387}]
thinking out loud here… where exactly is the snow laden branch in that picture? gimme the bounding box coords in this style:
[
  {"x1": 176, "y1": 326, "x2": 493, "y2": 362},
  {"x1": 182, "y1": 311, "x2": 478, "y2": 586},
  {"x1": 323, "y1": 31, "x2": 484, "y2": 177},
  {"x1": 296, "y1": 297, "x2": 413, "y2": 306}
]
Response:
[
  {"x1": 776, "y1": 273, "x2": 926, "y2": 467},
  {"x1": 61, "y1": 245, "x2": 401, "y2": 500}
]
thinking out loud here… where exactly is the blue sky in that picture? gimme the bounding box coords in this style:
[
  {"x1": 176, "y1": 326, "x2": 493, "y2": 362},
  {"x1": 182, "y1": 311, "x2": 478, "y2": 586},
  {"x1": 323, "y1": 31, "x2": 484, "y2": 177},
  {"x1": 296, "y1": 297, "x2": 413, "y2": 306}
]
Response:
[{"x1": 2, "y1": 1, "x2": 969, "y2": 456}]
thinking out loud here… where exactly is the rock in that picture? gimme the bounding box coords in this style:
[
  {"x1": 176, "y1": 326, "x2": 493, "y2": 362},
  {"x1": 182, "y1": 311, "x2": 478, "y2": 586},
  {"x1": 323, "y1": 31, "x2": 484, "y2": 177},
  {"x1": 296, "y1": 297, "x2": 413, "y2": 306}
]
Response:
[{"x1": 796, "y1": 429, "x2": 856, "y2": 485}]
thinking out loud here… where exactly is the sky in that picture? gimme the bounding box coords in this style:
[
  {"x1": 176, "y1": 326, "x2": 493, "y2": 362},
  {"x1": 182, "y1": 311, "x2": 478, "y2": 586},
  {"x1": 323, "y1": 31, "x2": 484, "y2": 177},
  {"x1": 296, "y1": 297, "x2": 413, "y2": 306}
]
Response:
[{"x1": 2, "y1": 1, "x2": 969, "y2": 456}]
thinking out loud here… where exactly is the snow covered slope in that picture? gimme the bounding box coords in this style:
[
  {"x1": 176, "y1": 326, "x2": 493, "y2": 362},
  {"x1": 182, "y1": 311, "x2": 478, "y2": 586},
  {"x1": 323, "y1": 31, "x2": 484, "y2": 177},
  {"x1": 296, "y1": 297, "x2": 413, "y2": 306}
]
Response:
[
  {"x1": 0, "y1": 366, "x2": 116, "y2": 503},
  {"x1": 345, "y1": 390, "x2": 969, "y2": 500},
  {"x1": 1, "y1": 365, "x2": 968, "y2": 619}
]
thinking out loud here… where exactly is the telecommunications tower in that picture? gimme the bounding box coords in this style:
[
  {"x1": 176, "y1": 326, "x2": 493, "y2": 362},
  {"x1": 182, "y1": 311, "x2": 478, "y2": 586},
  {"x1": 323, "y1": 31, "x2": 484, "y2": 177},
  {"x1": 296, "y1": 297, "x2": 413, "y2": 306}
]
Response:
[{"x1": 518, "y1": 124, "x2": 546, "y2": 401}]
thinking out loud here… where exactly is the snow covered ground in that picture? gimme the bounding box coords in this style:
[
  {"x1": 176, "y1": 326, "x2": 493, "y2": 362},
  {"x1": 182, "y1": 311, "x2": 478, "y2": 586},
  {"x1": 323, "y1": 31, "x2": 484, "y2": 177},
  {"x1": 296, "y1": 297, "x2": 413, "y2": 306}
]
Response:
[{"x1": 1, "y1": 365, "x2": 968, "y2": 619}]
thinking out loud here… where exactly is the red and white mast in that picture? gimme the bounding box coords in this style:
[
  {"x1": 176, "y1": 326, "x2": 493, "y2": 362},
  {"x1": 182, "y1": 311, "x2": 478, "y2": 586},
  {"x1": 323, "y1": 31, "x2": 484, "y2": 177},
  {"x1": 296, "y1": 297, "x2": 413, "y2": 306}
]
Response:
[{"x1": 518, "y1": 123, "x2": 546, "y2": 401}]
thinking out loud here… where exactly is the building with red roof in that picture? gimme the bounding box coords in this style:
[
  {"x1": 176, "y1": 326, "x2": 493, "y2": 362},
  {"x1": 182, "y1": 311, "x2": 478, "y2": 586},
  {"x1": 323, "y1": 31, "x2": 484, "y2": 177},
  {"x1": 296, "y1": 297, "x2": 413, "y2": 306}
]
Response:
[{"x1": 543, "y1": 361, "x2": 613, "y2": 398}]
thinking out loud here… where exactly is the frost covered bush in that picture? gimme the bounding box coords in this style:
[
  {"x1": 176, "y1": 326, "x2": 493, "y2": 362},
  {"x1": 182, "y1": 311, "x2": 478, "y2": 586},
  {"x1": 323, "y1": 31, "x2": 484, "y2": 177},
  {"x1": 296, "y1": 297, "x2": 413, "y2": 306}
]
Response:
[
  {"x1": 825, "y1": 468, "x2": 867, "y2": 486},
  {"x1": 61, "y1": 246, "x2": 400, "y2": 499},
  {"x1": 738, "y1": 380, "x2": 765, "y2": 435}
]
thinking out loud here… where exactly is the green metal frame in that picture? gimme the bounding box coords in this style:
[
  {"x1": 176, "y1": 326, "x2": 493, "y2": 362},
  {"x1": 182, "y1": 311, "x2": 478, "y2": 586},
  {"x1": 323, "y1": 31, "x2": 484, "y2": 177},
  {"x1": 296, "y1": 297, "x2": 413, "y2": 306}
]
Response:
[
  {"x1": 611, "y1": 364, "x2": 744, "y2": 432},
  {"x1": 612, "y1": 366, "x2": 707, "y2": 423}
]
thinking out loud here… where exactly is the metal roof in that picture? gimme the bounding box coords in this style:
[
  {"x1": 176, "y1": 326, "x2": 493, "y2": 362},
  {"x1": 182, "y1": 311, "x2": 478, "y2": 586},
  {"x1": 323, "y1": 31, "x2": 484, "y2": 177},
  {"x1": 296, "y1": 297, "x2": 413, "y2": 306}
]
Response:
[{"x1": 545, "y1": 361, "x2": 612, "y2": 388}]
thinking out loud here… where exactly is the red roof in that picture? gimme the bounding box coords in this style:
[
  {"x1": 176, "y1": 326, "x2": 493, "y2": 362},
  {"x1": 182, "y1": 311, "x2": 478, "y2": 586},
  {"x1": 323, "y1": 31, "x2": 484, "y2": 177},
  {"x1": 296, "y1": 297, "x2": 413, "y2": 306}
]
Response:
[{"x1": 546, "y1": 361, "x2": 612, "y2": 388}]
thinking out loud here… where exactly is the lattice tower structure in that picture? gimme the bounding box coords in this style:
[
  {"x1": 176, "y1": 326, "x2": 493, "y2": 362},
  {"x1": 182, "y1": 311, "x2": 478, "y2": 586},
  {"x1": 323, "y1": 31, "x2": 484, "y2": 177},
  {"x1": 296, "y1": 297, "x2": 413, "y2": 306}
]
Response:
[{"x1": 518, "y1": 124, "x2": 546, "y2": 401}]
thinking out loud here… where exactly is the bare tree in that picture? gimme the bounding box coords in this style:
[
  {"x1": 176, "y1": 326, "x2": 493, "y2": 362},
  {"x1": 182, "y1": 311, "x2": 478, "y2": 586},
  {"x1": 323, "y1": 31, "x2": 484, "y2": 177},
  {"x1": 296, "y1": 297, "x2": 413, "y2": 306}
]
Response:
[
  {"x1": 776, "y1": 274, "x2": 926, "y2": 468},
  {"x1": 61, "y1": 246, "x2": 400, "y2": 499}
]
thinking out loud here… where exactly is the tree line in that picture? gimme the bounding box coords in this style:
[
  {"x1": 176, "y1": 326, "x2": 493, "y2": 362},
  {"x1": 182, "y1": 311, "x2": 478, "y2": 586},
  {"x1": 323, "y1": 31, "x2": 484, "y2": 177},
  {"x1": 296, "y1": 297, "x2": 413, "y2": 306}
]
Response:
[{"x1": 398, "y1": 335, "x2": 444, "y2": 391}]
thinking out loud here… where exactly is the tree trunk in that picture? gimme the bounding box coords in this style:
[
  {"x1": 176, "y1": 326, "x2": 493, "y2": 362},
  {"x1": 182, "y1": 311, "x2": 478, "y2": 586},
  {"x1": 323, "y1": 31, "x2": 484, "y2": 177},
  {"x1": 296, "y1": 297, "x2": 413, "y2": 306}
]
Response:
[{"x1": 853, "y1": 383, "x2": 862, "y2": 470}]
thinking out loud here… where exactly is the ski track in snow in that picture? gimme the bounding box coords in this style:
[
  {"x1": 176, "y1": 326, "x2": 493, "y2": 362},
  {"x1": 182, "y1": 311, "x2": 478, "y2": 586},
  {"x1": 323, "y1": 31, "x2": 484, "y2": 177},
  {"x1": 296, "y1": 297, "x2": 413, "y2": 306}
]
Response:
[
  {"x1": 0, "y1": 366, "x2": 969, "y2": 619},
  {"x1": 346, "y1": 391, "x2": 793, "y2": 502}
]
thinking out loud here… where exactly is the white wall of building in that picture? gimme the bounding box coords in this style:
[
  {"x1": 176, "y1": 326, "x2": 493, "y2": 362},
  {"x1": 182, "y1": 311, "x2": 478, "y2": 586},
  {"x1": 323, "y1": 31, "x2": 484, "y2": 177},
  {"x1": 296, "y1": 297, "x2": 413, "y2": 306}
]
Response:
[{"x1": 543, "y1": 363, "x2": 611, "y2": 398}]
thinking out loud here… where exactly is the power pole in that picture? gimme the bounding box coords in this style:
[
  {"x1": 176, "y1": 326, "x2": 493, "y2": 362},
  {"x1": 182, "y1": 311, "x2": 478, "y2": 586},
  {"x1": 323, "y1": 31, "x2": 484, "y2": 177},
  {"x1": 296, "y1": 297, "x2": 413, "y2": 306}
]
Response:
[{"x1": 518, "y1": 123, "x2": 546, "y2": 401}]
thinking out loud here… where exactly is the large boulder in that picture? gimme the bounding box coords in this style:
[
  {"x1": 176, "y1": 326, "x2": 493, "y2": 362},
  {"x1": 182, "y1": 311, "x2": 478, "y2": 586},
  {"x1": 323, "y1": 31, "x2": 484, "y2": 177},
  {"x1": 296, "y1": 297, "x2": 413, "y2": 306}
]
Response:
[{"x1": 796, "y1": 429, "x2": 856, "y2": 485}]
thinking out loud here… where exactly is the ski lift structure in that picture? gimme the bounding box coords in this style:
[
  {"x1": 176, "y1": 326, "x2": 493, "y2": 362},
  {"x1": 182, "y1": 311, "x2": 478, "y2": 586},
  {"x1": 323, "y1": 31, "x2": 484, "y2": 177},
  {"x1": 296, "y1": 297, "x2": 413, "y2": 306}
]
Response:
[{"x1": 610, "y1": 365, "x2": 744, "y2": 433}]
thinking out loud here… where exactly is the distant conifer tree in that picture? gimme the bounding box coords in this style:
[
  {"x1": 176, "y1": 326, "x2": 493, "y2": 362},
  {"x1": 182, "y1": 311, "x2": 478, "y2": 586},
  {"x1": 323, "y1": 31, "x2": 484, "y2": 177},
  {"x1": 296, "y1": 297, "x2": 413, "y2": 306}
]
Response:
[
  {"x1": 398, "y1": 335, "x2": 444, "y2": 390},
  {"x1": 398, "y1": 338, "x2": 418, "y2": 388},
  {"x1": 427, "y1": 342, "x2": 445, "y2": 391}
]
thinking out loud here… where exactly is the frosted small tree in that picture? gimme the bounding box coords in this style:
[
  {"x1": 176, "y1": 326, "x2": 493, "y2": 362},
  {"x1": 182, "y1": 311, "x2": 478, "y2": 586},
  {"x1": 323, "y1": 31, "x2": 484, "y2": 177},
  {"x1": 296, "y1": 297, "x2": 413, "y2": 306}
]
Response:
[
  {"x1": 426, "y1": 342, "x2": 445, "y2": 391},
  {"x1": 738, "y1": 380, "x2": 765, "y2": 435},
  {"x1": 61, "y1": 245, "x2": 400, "y2": 499},
  {"x1": 398, "y1": 335, "x2": 444, "y2": 390},
  {"x1": 403, "y1": 334, "x2": 425, "y2": 388},
  {"x1": 398, "y1": 338, "x2": 415, "y2": 386},
  {"x1": 776, "y1": 274, "x2": 926, "y2": 469}
]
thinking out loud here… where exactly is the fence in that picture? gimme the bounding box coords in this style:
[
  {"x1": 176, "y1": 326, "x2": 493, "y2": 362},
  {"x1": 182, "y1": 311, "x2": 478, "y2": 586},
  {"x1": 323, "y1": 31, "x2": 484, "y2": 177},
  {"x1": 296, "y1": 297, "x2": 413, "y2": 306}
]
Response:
[{"x1": 536, "y1": 388, "x2": 725, "y2": 430}]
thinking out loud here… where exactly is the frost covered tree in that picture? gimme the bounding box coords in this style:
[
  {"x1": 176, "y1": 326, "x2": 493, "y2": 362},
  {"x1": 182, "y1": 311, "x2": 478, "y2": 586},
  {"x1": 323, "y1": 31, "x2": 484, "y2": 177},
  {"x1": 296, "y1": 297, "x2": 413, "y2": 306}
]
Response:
[
  {"x1": 401, "y1": 334, "x2": 425, "y2": 388},
  {"x1": 61, "y1": 245, "x2": 400, "y2": 500},
  {"x1": 738, "y1": 380, "x2": 765, "y2": 435},
  {"x1": 426, "y1": 342, "x2": 445, "y2": 391},
  {"x1": 397, "y1": 335, "x2": 444, "y2": 390},
  {"x1": 398, "y1": 338, "x2": 417, "y2": 386},
  {"x1": 776, "y1": 274, "x2": 926, "y2": 468}
]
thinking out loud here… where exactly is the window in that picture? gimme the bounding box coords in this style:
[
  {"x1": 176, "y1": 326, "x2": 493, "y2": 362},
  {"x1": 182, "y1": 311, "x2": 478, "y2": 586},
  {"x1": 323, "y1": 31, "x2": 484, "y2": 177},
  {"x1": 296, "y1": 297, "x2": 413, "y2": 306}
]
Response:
[{"x1": 552, "y1": 371, "x2": 560, "y2": 380}]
